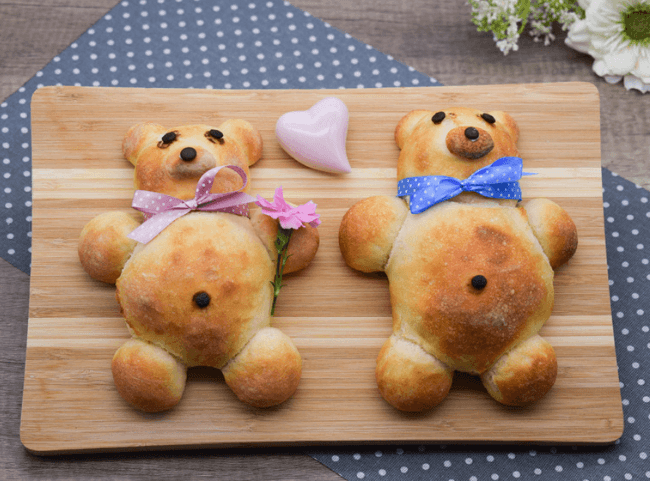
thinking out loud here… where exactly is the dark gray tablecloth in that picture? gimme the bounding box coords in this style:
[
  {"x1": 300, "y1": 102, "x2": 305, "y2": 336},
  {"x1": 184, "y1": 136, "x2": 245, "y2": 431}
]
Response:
[
  {"x1": 0, "y1": 0, "x2": 441, "y2": 275},
  {"x1": 310, "y1": 168, "x2": 650, "y2": 480},
  {"x1": 1, "y1": 1, "x2": 647, "y2": 479}
]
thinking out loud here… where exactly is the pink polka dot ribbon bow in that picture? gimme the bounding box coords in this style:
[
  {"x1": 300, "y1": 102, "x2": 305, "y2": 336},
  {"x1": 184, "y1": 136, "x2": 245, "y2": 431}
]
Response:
[{"x1": 127, "y1": 165, "x2": 256, "y2": 244}]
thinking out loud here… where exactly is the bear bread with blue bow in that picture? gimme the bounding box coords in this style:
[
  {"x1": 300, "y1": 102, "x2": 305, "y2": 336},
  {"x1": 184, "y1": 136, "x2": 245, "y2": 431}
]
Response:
[
  {"x1": 339, "y1": 107, "x2": 577, "y2": 411},
  {"x1": 78, "y1": 120, "x2": 319, "y2": 412}
]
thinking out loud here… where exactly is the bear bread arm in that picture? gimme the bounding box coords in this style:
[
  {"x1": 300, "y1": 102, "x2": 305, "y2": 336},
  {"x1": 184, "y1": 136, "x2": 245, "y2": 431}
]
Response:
[
  {"x1": 78, "y1": 211, "x2": 142, "y2": 284},
  {"x1": 522, "y1": 198, "x2": 578, "y2": 270},
  {"x1": 339, "y1": 196, "x2": 409, "y2": 273},
  {"x1": 249, "y1": 205, "x2": 320, "y2": 274}
]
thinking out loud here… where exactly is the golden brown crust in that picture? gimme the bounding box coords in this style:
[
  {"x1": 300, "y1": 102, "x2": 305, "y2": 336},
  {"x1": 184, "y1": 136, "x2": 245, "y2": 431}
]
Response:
[
  {"x1": 112, "y1": 338, "x2": 187, "y2": 413},
  {"x1": 116, "y1": 212, "x2": 274, "y2": 369},
  {"x1": 284, "y1": 224, "x2": 320, "y2": 274},
  {"x1": 340, "y1": 107, "x2": 570, "y2": 408},
  {"x1": 249, "y1": 205, "x2": 279, "y2": 254},
  {"x1": 481, "y1": 334, "x2": 557, "y2": 406},
  {"x1": 395, "y1": 107, "x2": 520, "y2": 182},
  {"x1": 91, "y1": 118, "x2": 308, "y2": 411},
  {"x1": 376, "y1": 336, "x2": 453, "y2": 412},
  {"x1": 124, "y1": 122, "x2": 262, "y2": 200},
  {"x1": 222, "y1": 327, "x2": 302, "y2": 408},
  {"x1": 387, "y1": 203, "x2": 554, "y2": 374},
  {"x1": 494, "y1": 110, "x2": 519, "y2": 143},
  {"x1": 446, "y1": 126, "x2": 494, "y2": 160},
  {"x1": 523, "y1": 198, "x2": 578, "y2": 270},
  {"x1": 78, "y1": 211, "x2": 141, "y2": 284},
  {"x1": 219, "y1": 119, "x2": 264, "y2": 167},
  {"x1": 122, "y1": 122, "x2": 165, "y2": 166},
  {"x1": 249, "y1": 206, "x2": 320, "y2": 275},
  {"x1": 339, "y1": 195, "x2": 408, "y2": 273},
  {"x1": 394, "y1": 110, "x2": 431, "y2": 150}
]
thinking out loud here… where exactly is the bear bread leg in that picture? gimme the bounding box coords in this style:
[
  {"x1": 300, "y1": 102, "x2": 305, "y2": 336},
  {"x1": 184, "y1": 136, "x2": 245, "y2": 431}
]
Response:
[
  {"x1": 222, "y1": 327, "x2": 302, "y2": 408},
  {"x1": 112, "y1": 338, "x2": 188, "y2": 413},
  {"x1": 376, "y1": 335, "x2": 454, "y2": 412},
  {"x1": 480, "y1": 334, "x2": 557, "y2": 406}
]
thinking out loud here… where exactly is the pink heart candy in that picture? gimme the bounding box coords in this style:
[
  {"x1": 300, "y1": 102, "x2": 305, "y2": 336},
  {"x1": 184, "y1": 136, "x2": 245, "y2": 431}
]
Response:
[{"x1": 275, "y1": 97, "x2": 351, "y2": 174}]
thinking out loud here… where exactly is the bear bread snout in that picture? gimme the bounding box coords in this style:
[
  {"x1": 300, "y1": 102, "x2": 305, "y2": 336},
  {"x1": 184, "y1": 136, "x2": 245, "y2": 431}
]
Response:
[
  {"x1": 165, "y1": 145, "x2": 217, "y2": 180},
  {"x1": 446, "y1": 125, "x2": 495, "y2": 160}
]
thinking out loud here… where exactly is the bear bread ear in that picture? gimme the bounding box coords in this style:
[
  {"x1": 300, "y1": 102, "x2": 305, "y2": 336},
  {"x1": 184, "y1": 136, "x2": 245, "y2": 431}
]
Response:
[
  {"x1": 394, "y1": 110, "x2": 432, "y2": 150},
  {"x1": 122, "y1": 122, "x2": 166, "y2": 166},
  {"x1": 491, "y1": 111, "x2": 520, "y2": 144},
  {"x1": 218, "y1": 119, "x2": 264, "y2": 167}
]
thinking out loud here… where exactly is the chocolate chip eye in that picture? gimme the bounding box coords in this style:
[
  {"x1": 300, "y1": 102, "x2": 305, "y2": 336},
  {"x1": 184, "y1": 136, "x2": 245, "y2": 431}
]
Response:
[
  {"x1": 161, "y1": 132, "x2": 177, "y2": 143},
  {"x1": 432, "y1": 112, "x2": 446, "y2": 124},
  {"x1": 180, "y1": 147, "x2": 197, "y2": 161},
  {"x1": 205, "y1": 129, "x2": 225, "y2": 144},
  {"x1": 471, "y1": 275, "x2": 488, "y2": 290},
  {"x1": 209, "y1": 129, "x2": 223, "y2": 140},
  {"x1": 481, "y1": 113, "x2": 496, "y2": 124},
  {"x1": 193, "y1": 292, "x2": 211, "y2": 308}
]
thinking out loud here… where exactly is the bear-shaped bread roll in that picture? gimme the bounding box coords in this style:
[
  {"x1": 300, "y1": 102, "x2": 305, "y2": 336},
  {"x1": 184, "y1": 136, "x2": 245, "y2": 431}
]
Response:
[
  {"x1": 79, "y1": 120, "x2": 319, "y2": 412},
  {"x1": 339, "y1": 107, "x2": 577, "y2": 411}
]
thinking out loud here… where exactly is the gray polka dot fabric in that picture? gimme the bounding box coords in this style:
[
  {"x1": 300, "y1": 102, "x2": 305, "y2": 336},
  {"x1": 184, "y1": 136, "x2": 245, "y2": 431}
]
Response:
[
  {"x1": 0, "y1": 0, "x2": 441, "y2": 274},
  {"x1": 308, "y1": 169, "x2": 650, "y2": 480},
  {"x1": 1, "y1": 1, "x2": 647, "y2": 480}
]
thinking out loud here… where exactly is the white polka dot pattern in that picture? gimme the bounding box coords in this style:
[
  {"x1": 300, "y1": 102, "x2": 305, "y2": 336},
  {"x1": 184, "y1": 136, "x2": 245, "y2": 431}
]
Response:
[
  {"x1": 308, "y1": 168, "x2": 650, "y2": 480},
  {"x1": 1, "y1": 1, "x2": 647, "y2": 478},
  {"x1": 397, "y1": 156, "x2": 529, "y2": 213},
  {"x1": 0, "y1": 0, "x2": 441, "y2": 274},
  {"x1": 128, "y1": 164, "x2": 255, "y2": 244}
]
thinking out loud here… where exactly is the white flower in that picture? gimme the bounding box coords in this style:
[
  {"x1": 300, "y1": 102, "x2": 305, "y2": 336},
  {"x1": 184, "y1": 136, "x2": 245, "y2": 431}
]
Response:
[
  {"x1": 566, "y1": 0, "x2": 650, "y2": 93},
  {"x1": 495, "y1": 15, "x2": 521, "y2": 54}
]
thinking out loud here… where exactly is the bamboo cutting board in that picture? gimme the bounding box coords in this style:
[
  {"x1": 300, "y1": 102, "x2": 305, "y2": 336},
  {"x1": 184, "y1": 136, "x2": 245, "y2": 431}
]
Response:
[{"x1": 21, "y1": 83, "x2": 623, "y2": 454}]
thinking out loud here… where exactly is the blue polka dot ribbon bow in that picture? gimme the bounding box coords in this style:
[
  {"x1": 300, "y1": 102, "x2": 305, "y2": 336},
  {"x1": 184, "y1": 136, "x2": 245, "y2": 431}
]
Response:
[{"x1": 397, "y1": 156, "x2": 536, "y2": 214}]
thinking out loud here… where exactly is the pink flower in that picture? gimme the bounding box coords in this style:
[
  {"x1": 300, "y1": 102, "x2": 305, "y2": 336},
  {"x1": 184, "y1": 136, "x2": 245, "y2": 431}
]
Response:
[{"x1": 255, "y1": 186, "x2": 321, "y2": 230}]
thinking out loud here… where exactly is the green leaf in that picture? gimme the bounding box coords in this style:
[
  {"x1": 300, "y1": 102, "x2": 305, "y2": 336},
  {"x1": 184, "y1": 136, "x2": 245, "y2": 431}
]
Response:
[{"x1": 516, "y1": 0, "x2": 531, "y2": 35}]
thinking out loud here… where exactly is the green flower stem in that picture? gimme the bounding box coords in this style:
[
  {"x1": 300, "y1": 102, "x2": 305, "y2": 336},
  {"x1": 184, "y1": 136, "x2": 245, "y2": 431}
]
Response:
[{"x1": 270, "y1": 226, "x2": 293, "y2": 316}]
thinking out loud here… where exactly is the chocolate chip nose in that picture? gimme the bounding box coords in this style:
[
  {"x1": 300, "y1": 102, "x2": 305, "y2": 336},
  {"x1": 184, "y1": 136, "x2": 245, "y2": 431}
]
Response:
[
  {"x1": 446, "y1": 126, "x2": 495, "y2": 160},
  {"x1": 180, "y1": 147, "x2": 197, "y2": 161},
  {"x1": 465, "y1": 127, "x2": 480, "y2": 141}
]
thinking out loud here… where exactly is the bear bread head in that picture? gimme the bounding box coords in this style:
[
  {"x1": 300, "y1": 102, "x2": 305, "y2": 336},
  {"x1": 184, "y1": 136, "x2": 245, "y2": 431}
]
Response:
[
  {"x1": 394, "y1": 107, "x2": 520, "y2": 183},
  {"x1": 122, "y1": 119, "x2": 263, "y2": 200}
]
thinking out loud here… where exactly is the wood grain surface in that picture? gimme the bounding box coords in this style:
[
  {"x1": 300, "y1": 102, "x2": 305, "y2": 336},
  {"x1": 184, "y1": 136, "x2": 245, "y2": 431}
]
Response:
[
  {"x1": 19, "y1": 83, "x2": 622, "y2": 454},
  {"x1": 1, "y1": 0, "x2": 645, "y2": 479}
]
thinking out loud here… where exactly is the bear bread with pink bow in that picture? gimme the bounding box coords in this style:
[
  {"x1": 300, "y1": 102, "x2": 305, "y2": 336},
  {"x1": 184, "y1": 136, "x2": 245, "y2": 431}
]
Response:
[
  {"x1": 78, "y1": 120, "x2": 319, "y2": 412},
  {"x1": 339, "y1": 107, "x2": 578, "y2": 411}
]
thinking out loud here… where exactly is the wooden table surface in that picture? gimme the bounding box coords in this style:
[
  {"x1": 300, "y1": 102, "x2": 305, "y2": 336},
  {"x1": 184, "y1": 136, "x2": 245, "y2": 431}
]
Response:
[{"x1": 1, "y1": 1, "x2": 648, "y2": 479}]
